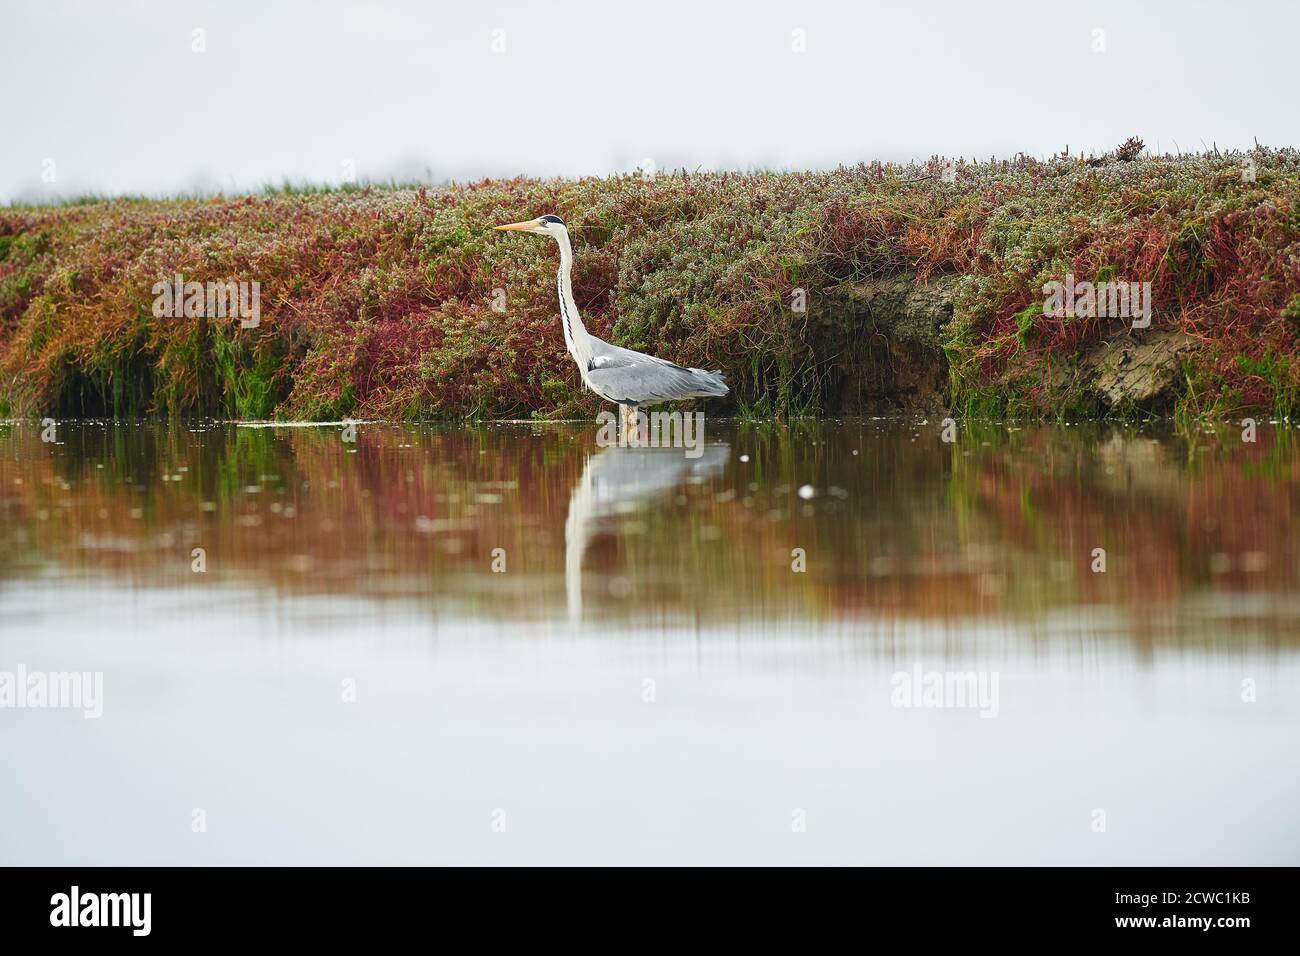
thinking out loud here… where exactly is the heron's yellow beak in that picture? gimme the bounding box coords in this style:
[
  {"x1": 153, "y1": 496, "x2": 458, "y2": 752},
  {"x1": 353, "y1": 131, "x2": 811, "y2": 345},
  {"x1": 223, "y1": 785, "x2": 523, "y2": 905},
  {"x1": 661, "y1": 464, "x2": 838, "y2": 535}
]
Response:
[{"x1": 494, "y1": 218, "x2": 540, "y2": 232}]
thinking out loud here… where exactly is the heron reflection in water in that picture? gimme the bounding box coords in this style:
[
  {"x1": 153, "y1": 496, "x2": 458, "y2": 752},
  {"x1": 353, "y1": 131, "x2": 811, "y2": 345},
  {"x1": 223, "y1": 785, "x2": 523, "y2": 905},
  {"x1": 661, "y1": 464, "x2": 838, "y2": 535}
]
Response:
[{"x1": 565, "y1": 443, "x2": 730, "y2": 623}]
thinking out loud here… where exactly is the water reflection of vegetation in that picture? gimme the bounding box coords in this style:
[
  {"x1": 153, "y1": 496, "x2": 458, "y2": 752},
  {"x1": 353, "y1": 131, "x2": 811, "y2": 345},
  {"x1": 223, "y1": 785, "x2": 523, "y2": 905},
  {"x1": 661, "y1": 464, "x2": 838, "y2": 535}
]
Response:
[{"x1": 1, "y1": 420, "x2": 1296, "y2": 648}]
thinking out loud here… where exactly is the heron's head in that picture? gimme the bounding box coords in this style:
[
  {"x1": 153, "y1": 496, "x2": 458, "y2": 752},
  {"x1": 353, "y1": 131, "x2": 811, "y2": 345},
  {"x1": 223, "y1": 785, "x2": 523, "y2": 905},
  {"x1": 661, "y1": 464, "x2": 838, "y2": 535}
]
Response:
[{"x1": 493, "y1": 214, "x2": 567, "y2": 238}]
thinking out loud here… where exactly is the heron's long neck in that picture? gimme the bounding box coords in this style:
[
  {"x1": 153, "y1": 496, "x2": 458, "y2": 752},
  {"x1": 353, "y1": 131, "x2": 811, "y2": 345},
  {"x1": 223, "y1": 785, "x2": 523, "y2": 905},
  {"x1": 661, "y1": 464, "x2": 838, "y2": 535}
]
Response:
[{"x1": 555, "y1": 233, "x2": 594, "y2": 386}]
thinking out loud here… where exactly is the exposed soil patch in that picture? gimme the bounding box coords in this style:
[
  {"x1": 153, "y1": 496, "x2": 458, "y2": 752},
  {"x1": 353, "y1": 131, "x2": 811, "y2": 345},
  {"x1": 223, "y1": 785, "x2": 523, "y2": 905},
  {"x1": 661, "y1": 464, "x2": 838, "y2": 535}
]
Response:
[{"x1": 823, "y1": 273, "x2": 957, "y2": 414}]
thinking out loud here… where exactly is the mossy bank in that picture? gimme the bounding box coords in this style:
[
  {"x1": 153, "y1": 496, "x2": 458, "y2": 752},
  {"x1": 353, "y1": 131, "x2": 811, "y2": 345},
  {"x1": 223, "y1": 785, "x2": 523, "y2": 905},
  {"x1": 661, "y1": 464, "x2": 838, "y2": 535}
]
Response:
[{"x1": 3, "y1": 147, "x2": 1299, "y2": 421}]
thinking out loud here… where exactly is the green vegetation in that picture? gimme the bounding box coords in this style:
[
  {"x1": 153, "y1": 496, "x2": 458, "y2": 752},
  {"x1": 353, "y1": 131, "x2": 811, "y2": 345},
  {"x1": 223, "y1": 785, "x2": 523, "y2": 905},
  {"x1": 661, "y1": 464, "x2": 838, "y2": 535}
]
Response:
[{"x1": 2, "y1": 146, "x2": 1298, "y2": 420}]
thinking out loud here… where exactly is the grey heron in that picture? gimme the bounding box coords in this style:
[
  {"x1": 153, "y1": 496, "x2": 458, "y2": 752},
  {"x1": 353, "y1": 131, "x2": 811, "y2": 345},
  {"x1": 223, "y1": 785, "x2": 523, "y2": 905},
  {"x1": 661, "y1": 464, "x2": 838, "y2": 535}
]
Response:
[{"x1": 494, "y1": 215, "x2": 728, "y2": 437}]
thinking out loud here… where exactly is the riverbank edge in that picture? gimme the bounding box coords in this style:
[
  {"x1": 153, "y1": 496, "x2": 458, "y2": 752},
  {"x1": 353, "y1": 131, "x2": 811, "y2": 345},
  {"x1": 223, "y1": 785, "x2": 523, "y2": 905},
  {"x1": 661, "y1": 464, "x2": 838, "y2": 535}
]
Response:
[{"x1": 3, "y1": 150, "x2": 1298, "y2": 422}]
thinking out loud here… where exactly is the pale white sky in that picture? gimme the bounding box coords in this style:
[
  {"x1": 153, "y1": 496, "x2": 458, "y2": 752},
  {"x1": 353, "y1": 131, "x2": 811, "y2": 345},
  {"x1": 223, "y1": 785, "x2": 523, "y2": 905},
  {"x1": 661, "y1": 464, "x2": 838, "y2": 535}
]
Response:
[{"x1": 2, "y1": 0, "x2": 1296, "y2": 202}]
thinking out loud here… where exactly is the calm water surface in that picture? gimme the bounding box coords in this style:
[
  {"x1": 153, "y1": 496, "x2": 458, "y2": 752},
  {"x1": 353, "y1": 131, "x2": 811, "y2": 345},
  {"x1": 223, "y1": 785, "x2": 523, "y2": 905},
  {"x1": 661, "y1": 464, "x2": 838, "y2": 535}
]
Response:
[{"x1": 1, "y1": 419, "x2": 1298, "y2": 864}]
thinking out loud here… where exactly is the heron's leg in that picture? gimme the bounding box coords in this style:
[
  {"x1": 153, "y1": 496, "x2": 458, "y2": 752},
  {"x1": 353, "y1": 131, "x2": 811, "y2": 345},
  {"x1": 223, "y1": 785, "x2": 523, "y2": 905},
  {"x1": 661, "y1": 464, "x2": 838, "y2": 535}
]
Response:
[{"x1": 621, "y1": 404, "x2": 640, "y2": 446}]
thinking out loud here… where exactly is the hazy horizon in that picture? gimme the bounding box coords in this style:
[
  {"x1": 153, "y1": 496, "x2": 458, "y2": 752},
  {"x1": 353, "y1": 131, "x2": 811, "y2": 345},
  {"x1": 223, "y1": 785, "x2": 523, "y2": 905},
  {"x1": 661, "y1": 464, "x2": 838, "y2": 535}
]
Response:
[{"x1": 3, "y1": 0, "x2": 1298, "y2": 203}]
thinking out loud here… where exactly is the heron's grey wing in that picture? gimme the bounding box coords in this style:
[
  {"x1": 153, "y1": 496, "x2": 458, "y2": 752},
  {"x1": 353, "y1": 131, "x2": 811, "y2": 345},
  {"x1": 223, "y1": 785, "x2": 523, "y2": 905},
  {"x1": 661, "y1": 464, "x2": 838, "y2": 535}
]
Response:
[
  {"x1": 587, "y1": 360, "x2": 716, "y2": 404},
  {"x1": 586, "y1": 341, "x2": 727, "y2": 403}
]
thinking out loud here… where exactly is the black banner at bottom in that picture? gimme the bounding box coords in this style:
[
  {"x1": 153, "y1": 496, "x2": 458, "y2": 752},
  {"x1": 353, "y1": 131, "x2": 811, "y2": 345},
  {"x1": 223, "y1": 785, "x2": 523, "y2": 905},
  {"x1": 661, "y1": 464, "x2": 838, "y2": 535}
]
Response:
[{"x1": 0, "y1": 866, "x2": 1288, "y2": 942}]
